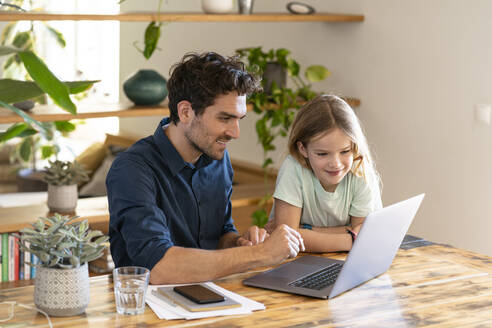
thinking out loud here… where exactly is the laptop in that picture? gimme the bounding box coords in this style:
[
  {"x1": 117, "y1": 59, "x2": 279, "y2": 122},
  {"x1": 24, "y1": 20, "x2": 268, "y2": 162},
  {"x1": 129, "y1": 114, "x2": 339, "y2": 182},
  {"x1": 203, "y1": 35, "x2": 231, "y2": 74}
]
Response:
[{"x1": 243, "y1": 193, "x2": 425, "y2": 299}]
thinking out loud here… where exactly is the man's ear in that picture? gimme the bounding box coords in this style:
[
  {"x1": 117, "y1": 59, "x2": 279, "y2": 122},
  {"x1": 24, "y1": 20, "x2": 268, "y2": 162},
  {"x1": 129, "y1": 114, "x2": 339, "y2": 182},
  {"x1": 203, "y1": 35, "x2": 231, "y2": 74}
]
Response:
[
  {"x1": 297, "y1": 141, "x2": 308, "y2": 158},
  {"x1": 177, "y1": 100, "x2": 194, "y2": 124}
]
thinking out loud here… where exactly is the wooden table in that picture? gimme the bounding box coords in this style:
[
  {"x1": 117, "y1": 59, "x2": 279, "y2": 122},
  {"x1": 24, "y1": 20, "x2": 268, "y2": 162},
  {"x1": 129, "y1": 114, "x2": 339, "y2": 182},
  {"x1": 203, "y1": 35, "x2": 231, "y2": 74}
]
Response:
[{"x1": 0, "y1": 244, "x2": 490, "y2": 327}]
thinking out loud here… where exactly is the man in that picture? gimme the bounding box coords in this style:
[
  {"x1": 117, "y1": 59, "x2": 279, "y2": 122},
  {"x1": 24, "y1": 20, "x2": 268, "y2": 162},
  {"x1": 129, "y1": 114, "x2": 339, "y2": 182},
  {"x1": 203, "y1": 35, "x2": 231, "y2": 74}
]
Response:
[{"x1": 107, "y1": 52, "x2": 304, "y2": 284}]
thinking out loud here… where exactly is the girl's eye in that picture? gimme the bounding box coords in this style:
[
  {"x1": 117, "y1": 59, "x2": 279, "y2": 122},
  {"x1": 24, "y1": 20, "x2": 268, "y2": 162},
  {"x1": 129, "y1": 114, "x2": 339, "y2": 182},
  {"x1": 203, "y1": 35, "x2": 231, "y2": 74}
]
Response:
[
  {"x1": 341, "y1": 150, "x2": 351, "y2": 154},
  {"x1": 316, "y1": 153, "x2": 327, "y2": 157}
]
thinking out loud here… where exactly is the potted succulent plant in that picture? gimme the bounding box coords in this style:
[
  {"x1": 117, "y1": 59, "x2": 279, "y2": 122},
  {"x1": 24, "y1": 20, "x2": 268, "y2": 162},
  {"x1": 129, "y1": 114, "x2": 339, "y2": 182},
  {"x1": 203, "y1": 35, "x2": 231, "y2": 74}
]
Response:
[
  {"x1": 16, "y1": 213, "x2": 109, "y2": 316},
  {"x1": 43, "y1": 160, "x2": 89, "y2": 214}
]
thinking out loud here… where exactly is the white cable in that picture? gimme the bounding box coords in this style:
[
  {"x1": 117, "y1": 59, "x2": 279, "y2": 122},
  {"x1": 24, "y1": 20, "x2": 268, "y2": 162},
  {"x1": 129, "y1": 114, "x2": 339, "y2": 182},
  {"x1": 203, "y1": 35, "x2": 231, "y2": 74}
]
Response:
[{"x1": 0, "y1": 301, "x2": 53, "y2": 328}]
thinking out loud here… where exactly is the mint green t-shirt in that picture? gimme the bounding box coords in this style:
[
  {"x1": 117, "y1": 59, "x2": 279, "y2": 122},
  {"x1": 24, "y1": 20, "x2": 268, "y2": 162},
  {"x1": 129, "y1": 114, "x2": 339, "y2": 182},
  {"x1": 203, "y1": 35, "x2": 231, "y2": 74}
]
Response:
[{"x1": 271, "y1": 155, "x2": 382, "y2": 227}]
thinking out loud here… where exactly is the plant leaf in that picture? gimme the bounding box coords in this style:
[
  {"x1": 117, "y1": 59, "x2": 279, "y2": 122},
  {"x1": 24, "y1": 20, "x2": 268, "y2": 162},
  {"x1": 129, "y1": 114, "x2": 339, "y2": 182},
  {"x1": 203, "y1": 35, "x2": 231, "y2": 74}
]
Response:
[
  {"x1": 0, "y1": 122, "x2": 27, "y2": 142},
  {"x1": 66, "y1": 80, "x2": 98, "y2": 94},
  {"x1": 12, "y1": 31, "x2": 32, "y2": 50},
  {"x1": 17, "y1": 127, "x2": 37, "y2": 138},
  {"x1": 19, "y1": 138, "x2": 31, "y2": 162},
  {"x1": 43, "y1": 24, "x2": 66, "y2": 48},
  {"x1": 41, "y1": 145, "x2": 55, "y2": 159},
  {"x1": 251, "y1": 209, "x2": 269, "y2": 228},
  {"x1": 54, "y1": 121, "x2": 75, "y2": 132},
  {"x1": 0, "y1": 100, "x2": 51, "y2": 138},
  {"x1": 17, "y1": 51, "x2": 76, "y2": 114},
  {"x1": 0, "y1": 79, "x2": 98, "y2": 104},
  {"x1": 143, "y1": 21, "x2": 161, "y2": 60},
  {"x1": 305, "y1": 65, "x2": 331, "y2": 82},
  {"x1": 0, "y1": 22, "x2": 16, "y2": 45}
]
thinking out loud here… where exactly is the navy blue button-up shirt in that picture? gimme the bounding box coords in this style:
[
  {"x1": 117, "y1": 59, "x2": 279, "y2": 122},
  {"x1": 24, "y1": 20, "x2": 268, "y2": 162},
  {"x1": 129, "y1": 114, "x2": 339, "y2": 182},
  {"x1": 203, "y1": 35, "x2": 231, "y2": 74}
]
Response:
[{"x1": 106, "y1": 118, "x2": 237, "y2": 270}]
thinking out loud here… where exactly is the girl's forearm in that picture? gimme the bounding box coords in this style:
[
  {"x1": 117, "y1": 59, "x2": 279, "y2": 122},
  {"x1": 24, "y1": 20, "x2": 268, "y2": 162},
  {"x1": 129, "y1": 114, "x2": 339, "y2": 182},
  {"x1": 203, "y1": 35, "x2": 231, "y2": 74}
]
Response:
[
  {"x1": 299, "y1": 229, "x2": 352, "y2": 252},
  {"x1": 312, "y1": 225, "x2": 349, "y2": 234}
]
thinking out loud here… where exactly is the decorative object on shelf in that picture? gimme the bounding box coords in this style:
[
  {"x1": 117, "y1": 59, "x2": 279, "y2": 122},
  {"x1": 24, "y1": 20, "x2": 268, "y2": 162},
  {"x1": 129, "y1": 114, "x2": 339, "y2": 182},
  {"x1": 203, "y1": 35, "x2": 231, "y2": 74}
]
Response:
[
  {"x1": 43, "y1": 160, "x2": 89, "y2": 214},
  {"x1": 16, "y1": 213, "x2": 109, "y2": 316},
  {"x1": 238, "y1": 0, "x2": 254, "y2": 15},
  {"x1": 201, "y1": 0, "x2": 234, "y2": 14},
  {"x1": 12, "y1": 100, "x2": 35, "y2": 112},
  {"x1": 236, "y1": 46, "x2": 330, "y2": 227},
  {"x1": 286, "y1": 2, "x2": 316, "y2": 15},
  {"x1": 123, "y1": 69, "x2": 168, "y2": 106},
  {"x1": 263, "y1": 62, "x2": 287, "y2": 94}
]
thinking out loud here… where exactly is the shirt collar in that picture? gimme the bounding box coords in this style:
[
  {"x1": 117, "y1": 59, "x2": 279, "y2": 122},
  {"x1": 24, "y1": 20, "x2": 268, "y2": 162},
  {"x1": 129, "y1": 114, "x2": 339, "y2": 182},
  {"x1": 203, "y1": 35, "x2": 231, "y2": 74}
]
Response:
[{"x1": 153, "y1": 118, "x2": 214, "y2": 176}]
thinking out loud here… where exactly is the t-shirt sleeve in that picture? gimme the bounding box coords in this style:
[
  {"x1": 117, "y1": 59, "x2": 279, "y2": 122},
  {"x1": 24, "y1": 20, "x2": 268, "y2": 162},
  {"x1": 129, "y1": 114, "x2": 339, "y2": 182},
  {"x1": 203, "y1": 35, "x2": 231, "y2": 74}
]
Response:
[
  {"x1": 272, "y1": 156, "x2": 303, "y2": 208},
  {"x1": 107, "y1": 155, "x2": 173, "y2": 271},
  {"x1": 349, "y1": 176, "x2": 379, "y2": 217}
]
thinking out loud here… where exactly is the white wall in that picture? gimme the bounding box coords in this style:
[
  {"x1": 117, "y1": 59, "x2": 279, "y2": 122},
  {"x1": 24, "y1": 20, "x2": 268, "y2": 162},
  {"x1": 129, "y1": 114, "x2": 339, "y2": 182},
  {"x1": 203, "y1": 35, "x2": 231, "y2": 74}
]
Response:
[{"x1": 119, "y1": 0, "x2": 492, "y2": 256}]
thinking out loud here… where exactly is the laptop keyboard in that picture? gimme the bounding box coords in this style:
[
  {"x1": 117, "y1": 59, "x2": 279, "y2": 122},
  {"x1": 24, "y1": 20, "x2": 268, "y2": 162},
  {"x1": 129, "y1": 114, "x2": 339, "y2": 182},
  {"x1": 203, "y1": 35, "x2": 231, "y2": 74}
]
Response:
[{"x1": 288, "y1": 263, "x2": 343, "y2": 290}]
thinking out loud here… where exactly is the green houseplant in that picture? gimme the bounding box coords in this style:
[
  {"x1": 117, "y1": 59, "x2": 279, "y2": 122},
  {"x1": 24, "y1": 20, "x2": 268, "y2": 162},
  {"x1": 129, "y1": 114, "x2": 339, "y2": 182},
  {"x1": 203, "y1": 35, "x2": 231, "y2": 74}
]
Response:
[
  {"x1": 0, "y1": 1, "x2": 97, "y2": 191},
  {"x1": 0, "y1": 1, "x2": 97, "y2": 155},
  {"x1": 236, "y1": 47, "x2": 331, "y2": 227},
  {"x1": 16, "y1": 213, "x2": 109, "y2": 316},
  {"x1": 44, "y1": 160, "x2": 89, "y2": 214}
]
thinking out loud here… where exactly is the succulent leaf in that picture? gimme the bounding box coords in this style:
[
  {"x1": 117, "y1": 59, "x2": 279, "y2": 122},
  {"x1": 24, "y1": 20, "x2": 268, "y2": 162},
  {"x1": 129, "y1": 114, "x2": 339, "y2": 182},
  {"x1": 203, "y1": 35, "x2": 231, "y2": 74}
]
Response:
[{"x1": 18, "y1": 213, "x2": 108, "y2": 269}]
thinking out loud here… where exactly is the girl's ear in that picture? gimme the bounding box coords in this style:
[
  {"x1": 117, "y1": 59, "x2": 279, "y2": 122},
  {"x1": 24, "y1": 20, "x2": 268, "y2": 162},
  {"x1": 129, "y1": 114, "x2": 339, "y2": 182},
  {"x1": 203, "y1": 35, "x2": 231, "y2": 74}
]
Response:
[
  {"x1": 177, "y1": 100, "x2": 194, "y2": 124},
  {"x1": 297, "y1": 141, "x2": 308, "y2": 158}
]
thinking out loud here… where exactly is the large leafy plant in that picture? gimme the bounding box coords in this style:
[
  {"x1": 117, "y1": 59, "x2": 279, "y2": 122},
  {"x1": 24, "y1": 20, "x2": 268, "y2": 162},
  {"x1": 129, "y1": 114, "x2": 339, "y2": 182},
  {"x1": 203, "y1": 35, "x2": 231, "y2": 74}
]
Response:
[
  {"x1": 0, "y1": 2, "x2": 96, "y2": 167},
  {"x1": 236, "y1": 47, "x2": 331, "y2": 227},
  {"x1": 16, "y1": 214, "x2": 109, "y2": 269}
]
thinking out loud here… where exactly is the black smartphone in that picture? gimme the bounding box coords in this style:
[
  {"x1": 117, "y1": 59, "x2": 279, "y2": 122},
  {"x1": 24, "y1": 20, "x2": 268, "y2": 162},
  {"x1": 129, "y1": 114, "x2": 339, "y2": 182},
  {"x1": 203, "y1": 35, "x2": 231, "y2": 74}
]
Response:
[{"x1": 173, "y1": 284, "x2": 225, "y2": 304}]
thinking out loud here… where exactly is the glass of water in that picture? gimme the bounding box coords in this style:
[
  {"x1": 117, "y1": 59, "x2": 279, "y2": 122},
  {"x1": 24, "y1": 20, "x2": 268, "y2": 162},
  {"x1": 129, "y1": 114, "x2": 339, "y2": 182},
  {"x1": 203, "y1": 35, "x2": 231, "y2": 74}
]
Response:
[{"x1": 113, "y1": 266, "x2": 150, "y2": 315}]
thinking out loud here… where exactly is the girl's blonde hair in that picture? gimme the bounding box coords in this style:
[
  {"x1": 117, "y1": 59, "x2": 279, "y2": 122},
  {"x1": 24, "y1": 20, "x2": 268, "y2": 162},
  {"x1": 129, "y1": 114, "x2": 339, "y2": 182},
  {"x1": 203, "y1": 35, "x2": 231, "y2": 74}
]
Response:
[{"x1": 288, "y1": 94, "x2": 382, "y2": 196}]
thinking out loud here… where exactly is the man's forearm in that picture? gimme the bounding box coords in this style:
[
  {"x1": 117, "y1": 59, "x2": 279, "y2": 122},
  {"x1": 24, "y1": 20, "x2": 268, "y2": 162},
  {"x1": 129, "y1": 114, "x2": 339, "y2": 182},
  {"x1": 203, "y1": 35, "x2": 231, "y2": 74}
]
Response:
[{"x1": 149, "y1": 244, "x2": 268, "y2": 285}]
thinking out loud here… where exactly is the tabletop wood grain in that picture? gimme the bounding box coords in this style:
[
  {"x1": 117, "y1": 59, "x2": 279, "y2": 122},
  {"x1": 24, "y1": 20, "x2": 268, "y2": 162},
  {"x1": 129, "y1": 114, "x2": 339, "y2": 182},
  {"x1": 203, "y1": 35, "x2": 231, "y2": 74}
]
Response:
[{"x1": 0, "y1": 244, "x2": 490, "y2": 327}]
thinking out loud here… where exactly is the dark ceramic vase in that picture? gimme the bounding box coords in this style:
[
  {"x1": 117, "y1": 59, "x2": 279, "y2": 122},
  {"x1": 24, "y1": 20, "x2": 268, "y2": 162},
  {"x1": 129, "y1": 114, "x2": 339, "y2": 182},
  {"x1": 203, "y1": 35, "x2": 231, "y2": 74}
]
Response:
[{"x1": 123, "y1": 69, "x2": 168, "y2": 106}]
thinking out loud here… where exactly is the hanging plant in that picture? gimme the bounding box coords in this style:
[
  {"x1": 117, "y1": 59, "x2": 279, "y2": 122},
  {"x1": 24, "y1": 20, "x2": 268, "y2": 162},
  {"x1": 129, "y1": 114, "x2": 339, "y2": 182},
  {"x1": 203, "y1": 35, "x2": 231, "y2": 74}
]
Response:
[{"x1": 236, "y1": 47, "x2": 331, "y2": 227}]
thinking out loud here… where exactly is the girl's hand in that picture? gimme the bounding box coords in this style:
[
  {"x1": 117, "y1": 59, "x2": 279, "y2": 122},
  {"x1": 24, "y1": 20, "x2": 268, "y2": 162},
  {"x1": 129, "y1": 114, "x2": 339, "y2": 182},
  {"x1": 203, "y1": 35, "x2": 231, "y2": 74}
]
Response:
[{"x1": 236, "y1": 226, "x2": 270, "y2": 246}]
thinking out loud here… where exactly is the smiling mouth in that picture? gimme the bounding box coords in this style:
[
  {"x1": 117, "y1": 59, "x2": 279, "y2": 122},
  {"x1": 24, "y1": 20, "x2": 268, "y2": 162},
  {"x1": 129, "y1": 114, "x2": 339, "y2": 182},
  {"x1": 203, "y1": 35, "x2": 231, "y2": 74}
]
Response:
[
  {"x1": 216, "y1": 139, "x2": 229, "y2": 146},
  {"x1": 326, "y1": 170, "x2": 342, "y2": 176}
]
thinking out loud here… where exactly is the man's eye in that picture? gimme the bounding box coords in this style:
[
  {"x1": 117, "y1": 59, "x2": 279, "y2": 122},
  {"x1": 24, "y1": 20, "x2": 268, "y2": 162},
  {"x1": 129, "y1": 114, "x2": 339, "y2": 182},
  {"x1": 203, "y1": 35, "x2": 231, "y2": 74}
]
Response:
[{"x1": 219, "y1": 117, "x2": 229, "y2": 122}]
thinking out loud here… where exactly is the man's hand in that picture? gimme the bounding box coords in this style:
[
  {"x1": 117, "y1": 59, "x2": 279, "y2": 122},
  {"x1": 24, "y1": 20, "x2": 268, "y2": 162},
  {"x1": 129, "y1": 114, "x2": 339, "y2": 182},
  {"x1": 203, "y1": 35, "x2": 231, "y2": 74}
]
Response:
[
  {"x1": 261, "y1": 224, "x2": 305, "y2": 262},
  {"x1": 237, "y1": 225, "x2": 269, "y2": 246}
]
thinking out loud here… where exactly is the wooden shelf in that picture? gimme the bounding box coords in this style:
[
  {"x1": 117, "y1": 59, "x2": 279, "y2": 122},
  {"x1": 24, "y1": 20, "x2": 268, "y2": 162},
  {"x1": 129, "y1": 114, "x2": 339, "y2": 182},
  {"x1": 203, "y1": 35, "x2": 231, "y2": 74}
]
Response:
[
  {"x1": 0, "y1": 98, "x2": 360, "y2": 124},
  {"x1": 0, "y1": 12, "x2": 364, "y2": 23},
  {"x1": 0, "y1": 103, "x2": 169, "y2": 123},
  {"x1": 0, "y1": 182, "x2": 274, "y2": 234}
]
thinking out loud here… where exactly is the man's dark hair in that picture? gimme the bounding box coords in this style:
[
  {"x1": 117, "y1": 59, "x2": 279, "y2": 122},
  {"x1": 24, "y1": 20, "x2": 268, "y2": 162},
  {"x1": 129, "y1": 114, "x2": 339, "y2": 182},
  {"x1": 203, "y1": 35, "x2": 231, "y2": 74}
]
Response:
[{"x1": 167, "y1": 52, "x2": 262, "y2": 124}]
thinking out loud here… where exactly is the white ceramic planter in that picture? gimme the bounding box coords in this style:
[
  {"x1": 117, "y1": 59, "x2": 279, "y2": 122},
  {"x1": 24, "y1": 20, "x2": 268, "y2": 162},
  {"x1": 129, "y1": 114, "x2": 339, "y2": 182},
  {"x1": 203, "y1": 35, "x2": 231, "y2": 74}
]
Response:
[
  {"x1": 47, "y1": 184, "x2": 78, "y2": 214},
  {"x1": 201, "y1": 0, "x2": 233, "y2": 14},
  {"x1": 34, "y1": 263, "x2": 89, "y2": 316}
]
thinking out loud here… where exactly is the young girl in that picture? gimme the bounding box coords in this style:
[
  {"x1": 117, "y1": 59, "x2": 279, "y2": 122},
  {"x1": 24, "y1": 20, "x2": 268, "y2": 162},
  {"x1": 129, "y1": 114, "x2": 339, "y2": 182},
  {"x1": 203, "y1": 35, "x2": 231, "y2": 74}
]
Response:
[{"x1": 269, "y1": 94, "x2": 382, "y2": 252}]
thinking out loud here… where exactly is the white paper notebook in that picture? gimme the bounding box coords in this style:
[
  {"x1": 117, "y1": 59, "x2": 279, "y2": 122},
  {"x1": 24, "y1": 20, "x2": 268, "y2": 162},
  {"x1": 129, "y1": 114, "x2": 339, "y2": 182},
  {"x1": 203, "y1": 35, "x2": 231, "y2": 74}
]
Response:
[{"x1": 145, "y1": 282, "x2": 265, "y2": 320}]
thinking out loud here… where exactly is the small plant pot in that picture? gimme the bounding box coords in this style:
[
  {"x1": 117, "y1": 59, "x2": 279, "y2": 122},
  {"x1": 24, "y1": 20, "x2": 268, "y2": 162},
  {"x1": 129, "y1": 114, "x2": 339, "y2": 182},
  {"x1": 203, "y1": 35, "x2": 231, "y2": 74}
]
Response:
[
  {"x1": 263, "y1": 62, "x2": 287, "y2": 94},
  {"x1": 34, "y1": 263, "x2": 89, "y2": 317},
  {"x1": 47, "y1": 184, "x2": 78, "y2": 214}
]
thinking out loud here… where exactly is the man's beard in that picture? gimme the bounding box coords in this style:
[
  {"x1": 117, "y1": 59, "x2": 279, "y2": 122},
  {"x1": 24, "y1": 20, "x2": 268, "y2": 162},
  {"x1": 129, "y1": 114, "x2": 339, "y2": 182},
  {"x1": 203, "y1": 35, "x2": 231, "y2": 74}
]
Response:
[{"x1": 184, "y1": 118, "x2": 230, "y2": 161}]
